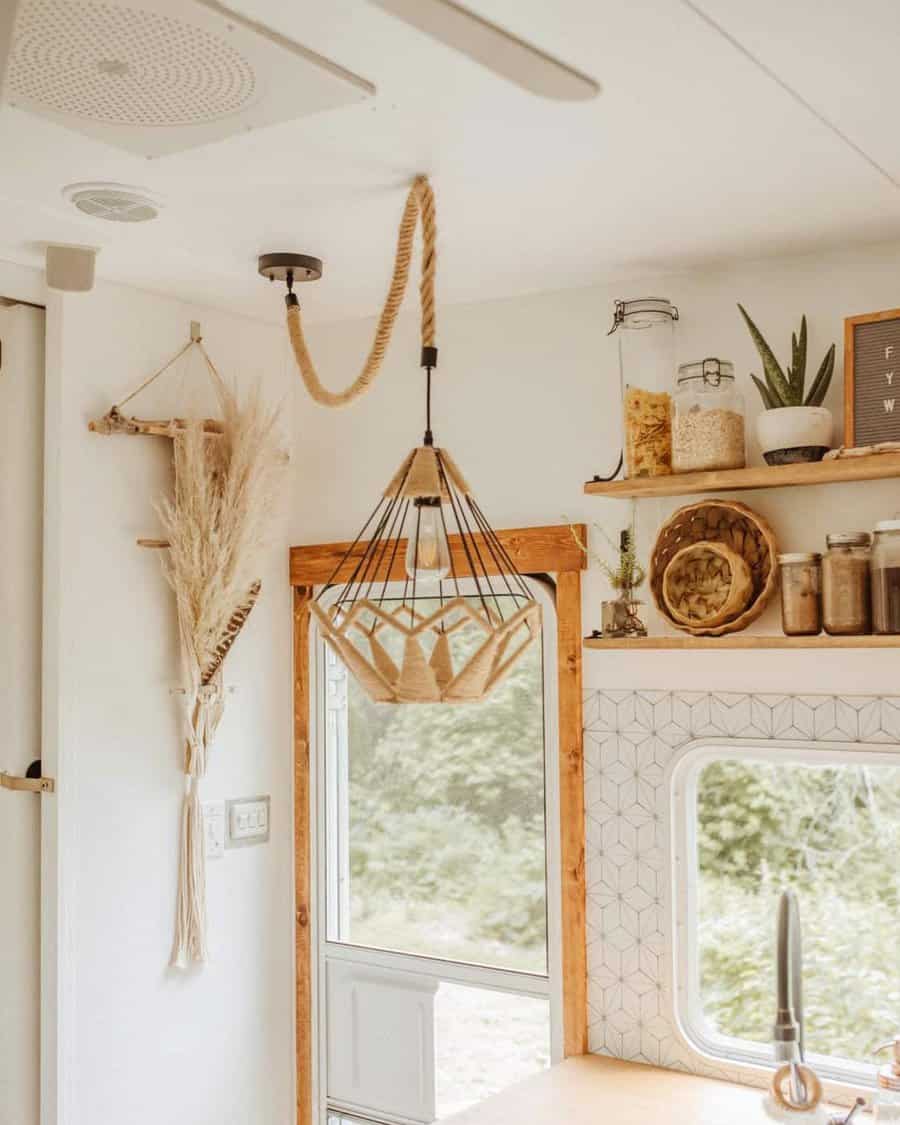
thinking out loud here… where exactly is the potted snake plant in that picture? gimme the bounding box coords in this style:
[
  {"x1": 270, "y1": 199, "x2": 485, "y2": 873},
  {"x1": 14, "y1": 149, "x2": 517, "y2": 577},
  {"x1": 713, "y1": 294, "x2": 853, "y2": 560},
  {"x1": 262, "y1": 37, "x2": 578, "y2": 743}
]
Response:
[{"x1": 738, "y1": 304, "x2": 836, "y2": 464}]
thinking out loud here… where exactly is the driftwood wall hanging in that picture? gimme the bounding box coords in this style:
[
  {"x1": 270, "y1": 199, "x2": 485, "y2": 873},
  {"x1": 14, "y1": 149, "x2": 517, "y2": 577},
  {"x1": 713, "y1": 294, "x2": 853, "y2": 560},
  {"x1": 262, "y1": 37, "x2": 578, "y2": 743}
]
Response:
[
  {"x1": 263, "y1": 175, "x2": 541, "y2": 705},
  {"x1": 90, "y1": 326, "x2": 284, "y2": 967}
]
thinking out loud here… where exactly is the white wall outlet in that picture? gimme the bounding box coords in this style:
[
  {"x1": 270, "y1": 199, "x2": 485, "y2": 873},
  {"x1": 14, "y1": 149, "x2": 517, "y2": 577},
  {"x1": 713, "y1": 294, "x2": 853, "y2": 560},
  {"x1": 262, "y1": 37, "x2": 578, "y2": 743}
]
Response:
[
  {"x1": 202, "y1": 801, "x2": 226, "y2": 859},
  {"x1": 226, "y1": 796, "x2": 270, "y2": 848}
]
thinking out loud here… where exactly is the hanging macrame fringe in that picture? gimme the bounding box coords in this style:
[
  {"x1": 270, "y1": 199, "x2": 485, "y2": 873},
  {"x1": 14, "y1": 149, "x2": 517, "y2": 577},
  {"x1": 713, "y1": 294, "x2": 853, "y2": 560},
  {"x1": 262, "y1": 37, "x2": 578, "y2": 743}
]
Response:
[
  {"x1": 89, "y1": 333, "x2": 282, "y2": 970},
  {"x1": 172, "y1": 781, "x2": 206, "y2": 967},
  {"x1": 286, "y1": 174, "x2": 437, "y2": 407},
  {"x1": 158, "y1": 387, "x2": 280, "y2": 969},
  {"x1": 171, "y1": 681, "x2": 224, "y2": 967}
]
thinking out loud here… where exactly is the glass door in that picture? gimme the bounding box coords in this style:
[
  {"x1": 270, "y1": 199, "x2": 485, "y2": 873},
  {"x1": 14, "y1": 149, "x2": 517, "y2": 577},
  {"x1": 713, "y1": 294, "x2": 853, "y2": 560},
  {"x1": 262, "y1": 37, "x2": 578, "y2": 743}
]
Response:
[{"x1": 312, "y1": 579, "x2": 561, "y2": 1125}]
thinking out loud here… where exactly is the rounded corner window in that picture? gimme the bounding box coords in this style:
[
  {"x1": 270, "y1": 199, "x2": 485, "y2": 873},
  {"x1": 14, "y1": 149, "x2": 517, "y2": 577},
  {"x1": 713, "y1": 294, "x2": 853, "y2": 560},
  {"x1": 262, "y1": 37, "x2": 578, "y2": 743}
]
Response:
[{"x1": 672, "y1": 739, "x2": 900, "y2": 1088}]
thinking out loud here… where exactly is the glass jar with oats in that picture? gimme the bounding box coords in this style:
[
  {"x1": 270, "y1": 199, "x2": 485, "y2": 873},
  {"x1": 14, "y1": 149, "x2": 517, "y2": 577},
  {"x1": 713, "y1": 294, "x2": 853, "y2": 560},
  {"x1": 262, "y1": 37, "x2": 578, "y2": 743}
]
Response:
[
  {"x1": 611, "y1": 298, "x2": 679, "y2": 478},
  {"x1": 673, "y1": 358, "x2": 746, "y2": 473}
]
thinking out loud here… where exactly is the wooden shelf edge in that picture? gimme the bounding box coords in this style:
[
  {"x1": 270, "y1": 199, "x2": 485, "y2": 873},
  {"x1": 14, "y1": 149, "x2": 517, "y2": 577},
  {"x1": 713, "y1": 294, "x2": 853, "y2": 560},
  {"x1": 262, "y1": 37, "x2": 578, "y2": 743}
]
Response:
[
  {"x1": 584, "y1": 634, "x2": 900, "y2": 650},
  {"x1": 583, "y1": 452, "x2": 900, "y2": 499}
]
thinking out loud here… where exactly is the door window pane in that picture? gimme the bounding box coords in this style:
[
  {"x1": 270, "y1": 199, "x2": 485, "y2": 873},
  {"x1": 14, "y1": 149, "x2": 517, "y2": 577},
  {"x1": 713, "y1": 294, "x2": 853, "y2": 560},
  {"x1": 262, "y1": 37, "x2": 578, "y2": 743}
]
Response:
[
  {"x1": 696, "y1": 756, "x2": 900, "y2": 1063},
  {"x1": 434, "y1": 984, "x2": 550, "y2": 1118},
  {"x1": 326, "y1": 598, "x2": 547, "y2": 973}
]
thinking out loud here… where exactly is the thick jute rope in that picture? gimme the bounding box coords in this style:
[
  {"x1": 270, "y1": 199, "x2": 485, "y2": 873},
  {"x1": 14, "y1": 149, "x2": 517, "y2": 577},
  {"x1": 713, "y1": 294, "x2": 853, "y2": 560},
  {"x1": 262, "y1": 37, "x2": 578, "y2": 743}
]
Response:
[{"x1": 286, "y1": 174, "x2": 437, "y2": 407}]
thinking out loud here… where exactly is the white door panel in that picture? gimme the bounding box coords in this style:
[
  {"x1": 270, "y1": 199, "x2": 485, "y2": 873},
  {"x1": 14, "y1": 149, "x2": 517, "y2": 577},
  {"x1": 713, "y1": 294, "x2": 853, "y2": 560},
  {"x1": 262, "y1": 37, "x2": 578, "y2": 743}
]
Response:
[
  {"x1": 0, "y1": 302, "x2": 45, "y2": 1125},
  {"x1": 327, "y1": 960, "x2": 438, "y2": 1123}
]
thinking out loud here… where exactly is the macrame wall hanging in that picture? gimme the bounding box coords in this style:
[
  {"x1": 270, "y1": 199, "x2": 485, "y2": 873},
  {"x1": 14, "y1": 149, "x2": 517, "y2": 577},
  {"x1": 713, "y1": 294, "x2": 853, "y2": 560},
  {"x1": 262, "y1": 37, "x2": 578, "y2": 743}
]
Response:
[
  {"x1": 269, "y1": 175, "x2": 541, "y2": 703},
  {"x1": 89, "y1": 329, "x2": 284, "y2": 967}
]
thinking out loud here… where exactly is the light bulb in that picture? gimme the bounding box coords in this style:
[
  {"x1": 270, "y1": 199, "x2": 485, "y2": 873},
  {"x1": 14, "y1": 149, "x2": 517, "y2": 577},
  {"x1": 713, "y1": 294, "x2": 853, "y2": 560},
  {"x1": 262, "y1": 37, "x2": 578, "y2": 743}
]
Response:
[{"x1": 406, "y1": 499, "x2": 451, "y2": 582}]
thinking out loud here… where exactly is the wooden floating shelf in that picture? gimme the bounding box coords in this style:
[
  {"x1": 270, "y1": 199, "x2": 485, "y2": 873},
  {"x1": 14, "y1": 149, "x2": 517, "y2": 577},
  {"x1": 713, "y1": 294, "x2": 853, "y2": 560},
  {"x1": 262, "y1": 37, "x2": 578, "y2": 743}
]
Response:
[
  {"x1": 584, "y1": 634, "x2": 900, "y2": 650},
  {"x1": 583, "y1": 452, "x2": 900, "y2": 499}
]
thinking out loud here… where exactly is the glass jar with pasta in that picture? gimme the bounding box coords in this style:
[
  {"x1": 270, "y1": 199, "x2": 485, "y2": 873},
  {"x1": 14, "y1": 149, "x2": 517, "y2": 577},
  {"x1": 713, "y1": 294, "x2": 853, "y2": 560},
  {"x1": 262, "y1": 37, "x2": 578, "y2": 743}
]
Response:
[{"x1": 610, "y1": 298, "x2": 679, "y2": 479}]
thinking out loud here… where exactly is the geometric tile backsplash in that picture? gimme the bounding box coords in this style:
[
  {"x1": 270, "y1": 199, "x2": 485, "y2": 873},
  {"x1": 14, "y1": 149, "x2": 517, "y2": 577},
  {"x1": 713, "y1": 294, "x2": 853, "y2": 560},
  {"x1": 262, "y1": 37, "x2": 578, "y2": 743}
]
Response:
[{"x1": 582, "y1": 690, "x2": 900, "y2": 1087}]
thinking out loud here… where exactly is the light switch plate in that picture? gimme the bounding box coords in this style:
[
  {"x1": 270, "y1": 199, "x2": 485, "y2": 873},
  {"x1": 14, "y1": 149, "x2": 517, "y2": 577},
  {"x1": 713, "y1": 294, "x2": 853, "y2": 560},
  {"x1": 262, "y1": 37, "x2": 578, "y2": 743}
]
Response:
[
  {"x1": 226, "y1": 795, "x2": 270, "y2": 848},
  {"x1": 202, "y1": 800, "x2": 226, "y2": 859}
]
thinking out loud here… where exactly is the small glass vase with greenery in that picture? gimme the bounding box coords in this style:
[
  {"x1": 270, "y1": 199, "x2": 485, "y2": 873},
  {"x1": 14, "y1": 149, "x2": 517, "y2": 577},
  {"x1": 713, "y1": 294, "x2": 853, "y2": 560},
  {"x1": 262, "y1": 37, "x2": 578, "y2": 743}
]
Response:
[{"x1": 570, "y1": 508, "x2": 648, "y2": 637}]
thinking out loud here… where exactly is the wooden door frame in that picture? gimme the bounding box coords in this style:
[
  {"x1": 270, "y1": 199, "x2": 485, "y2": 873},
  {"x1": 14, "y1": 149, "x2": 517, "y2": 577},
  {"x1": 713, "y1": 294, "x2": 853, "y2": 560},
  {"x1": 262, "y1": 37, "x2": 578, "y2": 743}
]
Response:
[{"x1": 290, "y1": 524, "x2": 588, "y2": 1125}]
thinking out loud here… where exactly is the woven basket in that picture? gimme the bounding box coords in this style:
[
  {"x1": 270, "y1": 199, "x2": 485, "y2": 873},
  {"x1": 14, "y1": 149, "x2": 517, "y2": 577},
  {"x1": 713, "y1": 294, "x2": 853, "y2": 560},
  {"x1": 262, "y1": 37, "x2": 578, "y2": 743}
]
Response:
[
  {"x1": 650, "y1": 499, "x2": 778, "y2": 636},
  {"x1": 662, "y1": 540, "x2": 753, "y2": 629}
]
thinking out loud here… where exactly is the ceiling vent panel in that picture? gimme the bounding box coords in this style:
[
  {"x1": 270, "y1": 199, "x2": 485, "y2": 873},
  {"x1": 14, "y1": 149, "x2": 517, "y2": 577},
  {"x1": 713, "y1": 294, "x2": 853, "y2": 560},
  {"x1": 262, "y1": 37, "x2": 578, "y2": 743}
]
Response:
[
  {"x1": 1, "y1": 0, "x2": 375, "y2": 157},
  {"x1": 62, "y1": 181, "x2": 162, "y2": 221}
]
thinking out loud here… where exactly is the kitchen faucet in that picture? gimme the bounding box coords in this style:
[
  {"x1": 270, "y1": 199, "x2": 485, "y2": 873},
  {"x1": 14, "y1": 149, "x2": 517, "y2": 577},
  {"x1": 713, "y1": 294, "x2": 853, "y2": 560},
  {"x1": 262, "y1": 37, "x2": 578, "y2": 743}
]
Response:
[
  {"x1": 773, "y1": 890, "x2": 806, "y2": 1104},
  {"x1": 772, "y1": 890, "x2": 865, "y2": 1125}
]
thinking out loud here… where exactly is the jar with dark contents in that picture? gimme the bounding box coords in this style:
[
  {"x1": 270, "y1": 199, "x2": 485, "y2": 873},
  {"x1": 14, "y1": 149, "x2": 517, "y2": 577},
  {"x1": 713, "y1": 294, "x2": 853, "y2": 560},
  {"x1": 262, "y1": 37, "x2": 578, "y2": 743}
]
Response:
[
  {"x1": 822, "y1": 533, "x2": 871, "y2": 635},
  {"x1": 777, "y1": 553, "x2": 821, "y2": 636},
  {"x1": 872, "y1": 520, "x2": 900, "y2": 634}
]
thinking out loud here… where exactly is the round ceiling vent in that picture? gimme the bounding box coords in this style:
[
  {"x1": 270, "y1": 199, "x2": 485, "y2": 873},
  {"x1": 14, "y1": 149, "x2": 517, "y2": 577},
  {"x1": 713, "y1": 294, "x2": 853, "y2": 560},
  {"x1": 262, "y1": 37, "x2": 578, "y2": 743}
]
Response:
[
  {"x1": 8, "y1": 0, "x2": 257, "y2": 128},
  {"x1": 62, "y1": 182, "x2": 162, "y2": 223}
]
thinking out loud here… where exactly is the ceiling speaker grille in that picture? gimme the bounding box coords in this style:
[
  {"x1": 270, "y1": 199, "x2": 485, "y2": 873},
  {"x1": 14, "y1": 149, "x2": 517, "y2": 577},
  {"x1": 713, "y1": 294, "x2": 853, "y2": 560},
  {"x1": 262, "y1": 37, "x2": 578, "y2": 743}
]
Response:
[{"x1": 7, "y1": 0, "x2": 257, "y2": 127}]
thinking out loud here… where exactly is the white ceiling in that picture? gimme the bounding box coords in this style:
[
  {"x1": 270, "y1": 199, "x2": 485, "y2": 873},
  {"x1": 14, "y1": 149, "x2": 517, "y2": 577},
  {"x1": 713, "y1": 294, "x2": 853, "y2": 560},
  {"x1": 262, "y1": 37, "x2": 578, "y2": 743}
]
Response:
[{"x1": 1, "y1": 0, "x2": 900, "y2": 324}]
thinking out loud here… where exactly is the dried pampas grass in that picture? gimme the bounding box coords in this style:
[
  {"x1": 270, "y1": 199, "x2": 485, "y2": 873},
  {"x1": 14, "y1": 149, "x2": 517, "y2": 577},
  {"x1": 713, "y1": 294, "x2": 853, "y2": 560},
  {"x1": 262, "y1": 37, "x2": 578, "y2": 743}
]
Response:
[
  {"x1": 157, "y1": 376, "x2": 284, "y2": 967},
  {"x1": 157, "y1": 379, "x2": 283, "y2": 690}
]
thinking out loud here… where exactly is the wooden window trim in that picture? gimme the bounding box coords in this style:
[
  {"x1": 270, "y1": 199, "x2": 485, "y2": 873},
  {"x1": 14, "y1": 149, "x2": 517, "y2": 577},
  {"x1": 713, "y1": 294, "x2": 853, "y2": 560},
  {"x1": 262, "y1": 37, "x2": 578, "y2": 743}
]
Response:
[{"x1": 291, "y1": 524, "x2": 587, "y2": 1125}]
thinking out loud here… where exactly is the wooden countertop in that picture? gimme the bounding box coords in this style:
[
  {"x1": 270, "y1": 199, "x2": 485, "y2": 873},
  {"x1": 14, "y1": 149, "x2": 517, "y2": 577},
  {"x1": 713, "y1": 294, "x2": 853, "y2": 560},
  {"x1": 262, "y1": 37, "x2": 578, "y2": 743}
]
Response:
[{"x1": 448, "y1": 1055, "x2": 776, "y2": 1125}]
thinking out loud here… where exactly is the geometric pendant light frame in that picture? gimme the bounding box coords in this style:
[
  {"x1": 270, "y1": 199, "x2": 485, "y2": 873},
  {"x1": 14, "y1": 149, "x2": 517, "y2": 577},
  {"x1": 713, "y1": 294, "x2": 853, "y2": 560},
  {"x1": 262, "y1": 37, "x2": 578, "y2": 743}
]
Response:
[{"x1": 308, "y1": 443, "x2": 541, "y2": 703}]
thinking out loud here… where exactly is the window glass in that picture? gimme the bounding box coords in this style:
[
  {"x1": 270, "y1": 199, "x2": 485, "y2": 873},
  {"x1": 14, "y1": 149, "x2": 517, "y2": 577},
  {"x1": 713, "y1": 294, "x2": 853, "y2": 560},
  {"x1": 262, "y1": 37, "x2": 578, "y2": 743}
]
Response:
[
  {"x1": 696, "y1": 756, "x2": 900, "y2": 1063},
  {"x1": 326, "y1": 597, "x2": 547, "y2": 973},
  {"x1": 434, "y1": 984, "x2": 550, "y2": 1118}
]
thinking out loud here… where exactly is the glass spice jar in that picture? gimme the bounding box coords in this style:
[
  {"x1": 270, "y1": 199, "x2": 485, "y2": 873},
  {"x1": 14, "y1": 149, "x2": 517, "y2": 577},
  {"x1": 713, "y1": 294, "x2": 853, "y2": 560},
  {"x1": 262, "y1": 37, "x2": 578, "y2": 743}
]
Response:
[
  {"x1": 610, "y1": 297, "x2": 679, "y2": 479},
  {"x1": 822, "y1": 533, "x2": 871, "y2": 635},
  {"x1": 777, "y1": 553, "x2": 822, "y2": 636},
  {"x1": 673, "y1": 358, "x2": 746, "y2": 473},
  {"x1": 872, "y1": 520, "x2": 900, "y2": 634}
]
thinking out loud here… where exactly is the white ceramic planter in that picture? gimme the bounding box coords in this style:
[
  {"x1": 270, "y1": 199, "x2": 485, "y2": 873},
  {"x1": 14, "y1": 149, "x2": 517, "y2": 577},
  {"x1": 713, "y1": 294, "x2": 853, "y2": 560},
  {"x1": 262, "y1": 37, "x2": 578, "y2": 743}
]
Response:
[{"x1": 755, "y1": 406, "x2": 833, "y2": 465}]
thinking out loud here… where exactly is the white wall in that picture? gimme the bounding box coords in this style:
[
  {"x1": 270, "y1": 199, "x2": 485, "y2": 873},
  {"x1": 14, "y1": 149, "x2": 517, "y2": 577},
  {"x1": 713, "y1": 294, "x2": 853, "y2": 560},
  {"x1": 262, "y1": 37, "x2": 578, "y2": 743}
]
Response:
[
  {"x1": 5, "y1": 232, "x2": 900, "y2": 1123},
  {"x1": 294, "y1": 237, "x2": 900, "y2": 698},
  {"x1": 64, "y1": 290, "x2": 297, "y2": 1125},
  {"x1": 0, "y1": 257, "x2": 299, "y2": 1125}
]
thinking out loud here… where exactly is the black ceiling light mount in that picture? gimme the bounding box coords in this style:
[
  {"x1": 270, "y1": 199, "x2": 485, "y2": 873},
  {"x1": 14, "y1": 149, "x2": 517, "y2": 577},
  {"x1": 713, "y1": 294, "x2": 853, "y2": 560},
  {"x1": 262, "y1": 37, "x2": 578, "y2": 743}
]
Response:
[{"x1": 258, "y1": 252, "x2": 323, "y2": 307}]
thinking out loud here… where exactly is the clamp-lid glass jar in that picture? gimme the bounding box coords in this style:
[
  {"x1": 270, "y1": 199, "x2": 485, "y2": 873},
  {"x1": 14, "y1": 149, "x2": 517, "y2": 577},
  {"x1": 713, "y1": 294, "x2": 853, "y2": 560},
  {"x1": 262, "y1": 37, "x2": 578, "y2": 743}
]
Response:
[
  {"x1": 822, "y1": 532, "x2": 871, "y2": 636},
  {"x1": 673, "y1": 358, "x2": 745, "y2": 473},
  {"x1": 611, "y1": 297, "x2": 678, "y2": 479}
]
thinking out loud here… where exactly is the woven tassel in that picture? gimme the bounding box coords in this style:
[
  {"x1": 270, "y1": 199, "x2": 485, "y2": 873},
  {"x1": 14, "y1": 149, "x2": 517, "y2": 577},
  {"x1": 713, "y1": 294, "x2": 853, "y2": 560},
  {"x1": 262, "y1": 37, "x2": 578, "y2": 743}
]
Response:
[{"x1": 170, "y1": 781, "x2": 207, "y2": 968}]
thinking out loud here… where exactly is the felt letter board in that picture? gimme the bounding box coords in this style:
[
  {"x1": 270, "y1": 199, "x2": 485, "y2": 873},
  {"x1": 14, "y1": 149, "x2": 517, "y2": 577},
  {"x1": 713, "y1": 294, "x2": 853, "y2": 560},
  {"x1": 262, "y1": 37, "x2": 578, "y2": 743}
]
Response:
[{"x1": 845, "y1": 307, "x2": 900, "y2": 446}]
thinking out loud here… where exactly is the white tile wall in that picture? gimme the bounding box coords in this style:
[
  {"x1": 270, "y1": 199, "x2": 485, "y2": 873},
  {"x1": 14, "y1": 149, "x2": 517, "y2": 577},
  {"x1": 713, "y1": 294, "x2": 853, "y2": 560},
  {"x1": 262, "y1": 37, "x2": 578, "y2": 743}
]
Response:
[{"x1": 582, "y1": 690, "x2": 900, "y2": 1085}]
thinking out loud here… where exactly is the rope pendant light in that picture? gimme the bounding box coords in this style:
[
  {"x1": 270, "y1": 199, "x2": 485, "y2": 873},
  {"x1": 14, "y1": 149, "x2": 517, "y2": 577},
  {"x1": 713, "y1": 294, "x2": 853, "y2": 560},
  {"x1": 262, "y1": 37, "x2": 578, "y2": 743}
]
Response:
[{"x1": 266, "y1": 176, "x2": 541, "y2": 703}]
